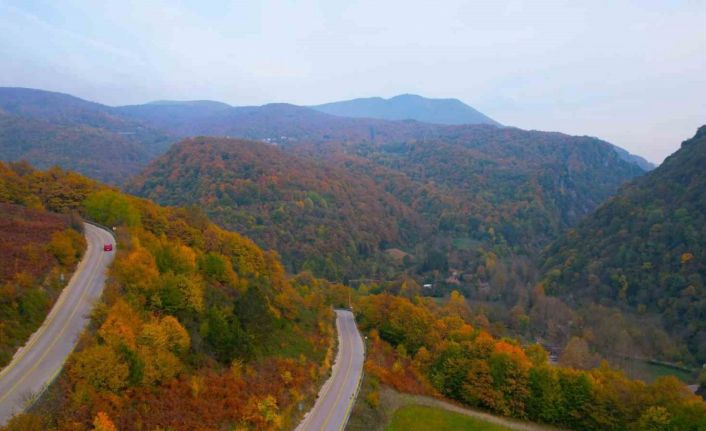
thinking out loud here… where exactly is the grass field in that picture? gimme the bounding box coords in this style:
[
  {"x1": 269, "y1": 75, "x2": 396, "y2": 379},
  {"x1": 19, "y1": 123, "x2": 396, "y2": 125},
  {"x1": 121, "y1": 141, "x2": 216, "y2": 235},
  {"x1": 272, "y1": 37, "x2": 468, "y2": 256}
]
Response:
[
  {"x1": 618, "y1": 358, "x2": 697, "y2": 383},
  {"x1": 346, "y1": 374, "x2": 559, "y2": 431},
  {"x1": 386, "y1": 405, "x2": 514, "y2": 431}
]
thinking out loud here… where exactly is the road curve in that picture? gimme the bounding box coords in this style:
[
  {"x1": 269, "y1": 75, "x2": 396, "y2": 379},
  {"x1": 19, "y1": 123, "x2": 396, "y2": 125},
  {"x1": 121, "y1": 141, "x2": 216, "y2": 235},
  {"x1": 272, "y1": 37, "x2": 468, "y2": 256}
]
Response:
[
  {"x1": 0, "y1": 223, "x2": 115, "y2": 425},
  {"x1": 296, "y1": 309, "x2": 365, "y2": 431}
]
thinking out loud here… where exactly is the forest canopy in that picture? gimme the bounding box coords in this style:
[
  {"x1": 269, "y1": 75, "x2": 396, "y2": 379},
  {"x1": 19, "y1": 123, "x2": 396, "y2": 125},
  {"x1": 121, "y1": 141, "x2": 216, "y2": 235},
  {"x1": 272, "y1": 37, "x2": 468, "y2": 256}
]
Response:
[
  {"x1": 541, "y1": 126, "x2": 706, "y2": 363},
  {"x1": 0, "y1": 161, "x2": 341, "y2": 430}
]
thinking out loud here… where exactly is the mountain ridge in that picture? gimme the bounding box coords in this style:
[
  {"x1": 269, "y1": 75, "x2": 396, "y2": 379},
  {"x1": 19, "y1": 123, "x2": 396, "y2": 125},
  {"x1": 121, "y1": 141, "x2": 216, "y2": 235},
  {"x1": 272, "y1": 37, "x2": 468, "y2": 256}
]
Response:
[
  {"x1": 541, "y1": 125, "x2": 706, "y2": 362},
  {"x1": 130, "y1": 125, "x2": 646, "y2": 282},
  {"x1": 311, "y1": 93, "x2": 501, "y2": 126},
  {"x1": 0, "y1": 87, "x2": 654, "y2": 186}
]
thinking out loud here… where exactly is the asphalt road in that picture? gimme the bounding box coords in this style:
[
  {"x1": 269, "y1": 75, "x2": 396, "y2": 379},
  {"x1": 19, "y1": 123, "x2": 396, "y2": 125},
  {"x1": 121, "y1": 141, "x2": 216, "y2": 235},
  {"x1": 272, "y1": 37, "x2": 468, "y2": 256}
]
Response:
[
  {"x1": 0, "y1": 223, "x2": 115, "y2": 425},
  {"x1": 296, "y1": 309, "x2": 365, "y2": 431}
]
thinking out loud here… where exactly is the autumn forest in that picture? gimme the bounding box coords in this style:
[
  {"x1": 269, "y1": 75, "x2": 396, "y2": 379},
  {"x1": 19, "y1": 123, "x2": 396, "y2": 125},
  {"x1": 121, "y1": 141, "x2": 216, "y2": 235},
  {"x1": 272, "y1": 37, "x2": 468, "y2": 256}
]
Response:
[{"x1": 0, "y1": 84, "x2": 704, "y2": 431}]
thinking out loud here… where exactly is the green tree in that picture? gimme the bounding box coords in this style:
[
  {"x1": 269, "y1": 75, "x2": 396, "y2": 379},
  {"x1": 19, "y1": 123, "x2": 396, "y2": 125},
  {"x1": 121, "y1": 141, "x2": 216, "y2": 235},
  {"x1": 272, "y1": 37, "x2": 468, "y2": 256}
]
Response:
[
  {"x1": 636, "y1": 406, "x2": 671, "y2": 431},
  {"x1": 83, "y1": 189, "x2": 141, "y2": 227}
]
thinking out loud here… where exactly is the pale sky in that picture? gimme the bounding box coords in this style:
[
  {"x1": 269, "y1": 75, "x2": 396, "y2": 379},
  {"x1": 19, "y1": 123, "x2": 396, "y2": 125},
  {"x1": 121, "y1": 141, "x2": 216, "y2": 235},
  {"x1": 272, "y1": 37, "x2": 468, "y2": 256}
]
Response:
[{"x1": 1, "y1": 0, "x2": 705, "y2": 163}]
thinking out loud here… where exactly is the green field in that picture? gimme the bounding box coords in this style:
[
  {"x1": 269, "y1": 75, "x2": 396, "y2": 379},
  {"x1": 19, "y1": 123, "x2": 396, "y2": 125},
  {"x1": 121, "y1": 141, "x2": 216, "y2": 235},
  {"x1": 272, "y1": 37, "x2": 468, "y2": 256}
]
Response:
[
  {"x1": 386, "y1": 405, "x2": 514, "y2": 431},
  {"x1": 620, "y1": 358, "x2": 696, "y2": 383}
]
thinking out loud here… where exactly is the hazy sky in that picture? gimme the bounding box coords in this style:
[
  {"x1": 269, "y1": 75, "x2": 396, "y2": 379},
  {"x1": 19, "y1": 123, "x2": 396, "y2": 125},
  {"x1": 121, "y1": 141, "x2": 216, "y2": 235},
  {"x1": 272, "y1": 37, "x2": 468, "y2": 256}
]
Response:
[{"x1": 1, "y1": 1, "x2": 705, "y2": 163}]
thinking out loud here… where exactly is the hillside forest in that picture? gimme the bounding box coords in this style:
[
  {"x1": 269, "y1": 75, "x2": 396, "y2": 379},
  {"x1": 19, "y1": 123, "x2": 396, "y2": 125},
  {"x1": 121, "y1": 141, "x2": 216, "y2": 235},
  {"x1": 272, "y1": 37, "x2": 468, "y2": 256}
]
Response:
[
  {"x1": 0, "y1": 170, "x2": 86, "y2": 367},
  {"x1": 127, "y1": 131, "x2": 674, "y2": 372},
  {"x1": 0, "y1": 161, "x2": 347, "y2": 430},
  {"x1": 0, "y1": 87, "x2": 705, "y2": 429},
  {"x1": 2, "y1": 164, "x2": 705, "y2": 431},
  {"x1": 542, "y1": 126, "x2": 706, "y2": 364},
  {"x1": 356, "y1": 292, "x2": 706, "y2": 430}
]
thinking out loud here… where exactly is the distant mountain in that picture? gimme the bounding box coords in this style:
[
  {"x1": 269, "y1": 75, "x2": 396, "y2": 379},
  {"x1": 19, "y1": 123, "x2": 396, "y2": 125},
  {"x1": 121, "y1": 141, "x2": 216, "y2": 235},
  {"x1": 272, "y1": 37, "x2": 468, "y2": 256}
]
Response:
[
  {"x1": 116, "y1": 100, "x2": 233, "y2": 133},
  {"x1": 0, "y1": 88, "x2": 172, "y2": 183},
  {"x1": 119, "y1": 102, "x2": 350, "y2": 139},
  {"x1": 0, "y1": 112, "x2": 153, "y2": 183},
  {"x1": 146, "y1": 100, "x2": 232, "y2": 108},
  {"x1": 541, "y1": 126, "x2": 706, "y2": 362},
  {"x1": 311, "y1": 93, "x2": 501, "y2": 126},
  {"x1": 121, "y1": 97, "x2": 656, "y2": 176},
  {"x1": 0, "y1": 87, "x2": 652, "y2": 188},
  {"x1": 0, "y1": 87, "x2": 137, "y2": 132}
]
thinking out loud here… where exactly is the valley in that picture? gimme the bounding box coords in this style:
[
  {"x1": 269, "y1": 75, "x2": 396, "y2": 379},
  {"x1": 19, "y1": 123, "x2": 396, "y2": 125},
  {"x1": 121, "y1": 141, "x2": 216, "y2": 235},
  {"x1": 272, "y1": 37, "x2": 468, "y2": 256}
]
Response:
[
  {"x1": 0, "y1": 88, "x2": 704, "y2": 431},
  {"x1": 2, "y1": 3, "x2": 705, "y2": 429}
]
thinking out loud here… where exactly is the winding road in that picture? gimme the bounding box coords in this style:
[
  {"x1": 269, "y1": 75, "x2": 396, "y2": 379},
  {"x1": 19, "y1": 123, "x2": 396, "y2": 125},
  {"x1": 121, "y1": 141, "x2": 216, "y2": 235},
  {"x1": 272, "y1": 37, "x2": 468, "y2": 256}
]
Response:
[
  {"x1": 0, "y1": 223, "x2": 114, "y2": 425},
  {"x1": 297, "y1": 309, "x2": 365, "y2": 431}
]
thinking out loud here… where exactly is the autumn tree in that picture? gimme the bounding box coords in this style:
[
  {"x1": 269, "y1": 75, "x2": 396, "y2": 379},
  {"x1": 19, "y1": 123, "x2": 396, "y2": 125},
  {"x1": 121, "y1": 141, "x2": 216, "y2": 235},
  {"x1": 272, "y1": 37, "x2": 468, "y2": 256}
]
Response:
[
  {"x1": 83, "y1": 189, "x2": 141, "y2": 227},
  {"x1": 47, "y1": 228, "x2": 85, "y2": 266},
  {"x1": 559, "y1": 337, "x2": 600, "y2": 370},
  {"x1": 93, "y1": 411, "x2": 118, "y2": 431},
  {"x1": 69, "y1": 344, "x2": 129, "y2": 392},
  {"x1": 0, "y1": 413, "x2": 46, "y2": 431}
]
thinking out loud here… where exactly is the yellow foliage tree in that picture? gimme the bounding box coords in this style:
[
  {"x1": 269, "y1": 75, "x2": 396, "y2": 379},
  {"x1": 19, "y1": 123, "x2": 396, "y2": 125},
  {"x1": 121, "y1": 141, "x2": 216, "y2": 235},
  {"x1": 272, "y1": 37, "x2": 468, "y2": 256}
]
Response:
[
  {"x1": 256, "y1": 395, "x2": 283, "y2": 430},
  {"x1": 158, "y1": 315, "x2": 191, "y2": 352},
  {"x1": 138, "y1": 316, "x2": 190, "y2": 353},
  {"x1": 445, "y1": 290, "x2": 471, "y2": 321},
  {"x1": 69, "y1": 345, "x2": 129, "y2": 393},
  {"x1": 139, "y1": 347, "x2": 184, "y2": 386},
  {"x1": 182, "y1": 274, "x2": 205, "y2": 312},
  {"x1": 681, "y1": 252, "x2": 694, "y2": 264},
  {"x1": 173, "y1": 243, "x2": 197, "y2": 272},
  {"x1": 47, "y1": 229, "x2": 83, "y2": 266},
  {"x1": 93, "y1": 411, "x2": 118, "y2": 431},
  {"x1": 112, "y1": 241, "x2": 159, "y2": 290},
  {"x1": 98, "y1": 300, "x2": 141, "y2": 349}
]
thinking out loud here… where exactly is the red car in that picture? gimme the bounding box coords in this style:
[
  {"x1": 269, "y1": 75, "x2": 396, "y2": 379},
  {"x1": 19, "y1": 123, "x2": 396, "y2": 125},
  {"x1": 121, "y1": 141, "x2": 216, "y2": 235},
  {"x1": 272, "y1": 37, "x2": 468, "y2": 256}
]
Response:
[{"x1": 103, "y1": 243, "x2": 113, "y2": 252}]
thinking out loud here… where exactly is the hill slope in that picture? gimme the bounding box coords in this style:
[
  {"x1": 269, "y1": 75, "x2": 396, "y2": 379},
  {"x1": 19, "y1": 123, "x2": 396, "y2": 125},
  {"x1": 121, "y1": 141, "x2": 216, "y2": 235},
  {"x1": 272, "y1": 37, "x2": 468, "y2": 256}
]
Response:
[
  {"x1": 0, "y1": 162, "x2": 337, "y2": 430},
  {"x1": 130, "y1": 127, "x2": 646, "y2": 283},
  {"x1": 0, "y1": 189, "x2": 86, "y2": 367},
  {"x1": 0, "y1": 88, "x2": 172, "y2": 183},
  {"x1": 119, "y1": 102, "x2": 389, "y2": 142},
  {"x1": 128, "y1": 137, "x2": 429, "y2": 280},
  {"x1": 0, "y1": 87, "x2": 650, "y2": 187},
  {"x1": 611, "y1": 143, "x2": 656, "y2": 171},
  {"x1": 120, "y1": 97, "x2": 650, "y2": 183},
  {"x1": 115, "y1": 100, "x2": 233, "y2": 134},
  {"x1": 325, "y1": 126, "x2": 648, "y2": 247},
  {"x1": 283, "y1": 125, "x2": 647, "y2": 262},
  {"x1": 0, "y1": 111, "x2": 156, "y2": 183},
  {"x1": 311, "y1": 94, "x2": 501, "y2": 126},
  {"x1": 541, "y1": 126, "x2": 706, "y2": 362},
  {"x1": 0, "y1": 87, "x2": 131, "y2": 130}
]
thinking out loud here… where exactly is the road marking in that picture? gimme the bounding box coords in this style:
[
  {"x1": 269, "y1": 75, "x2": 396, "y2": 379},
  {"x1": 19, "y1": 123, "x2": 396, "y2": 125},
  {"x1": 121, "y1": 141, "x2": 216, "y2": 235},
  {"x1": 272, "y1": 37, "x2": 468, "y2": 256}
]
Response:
[
  {"x1": 319, "y1": 318, "x2": 355, "y2": 431},
  {"x1": 336, "y1": 331, "x2": 362, "y2": 431},
  {"x1": 297, "y1": 313, "x2": 342, "y2": 431},
  {"x1": 0, "y1": 235, "x2": 104, "y2": 405}
]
